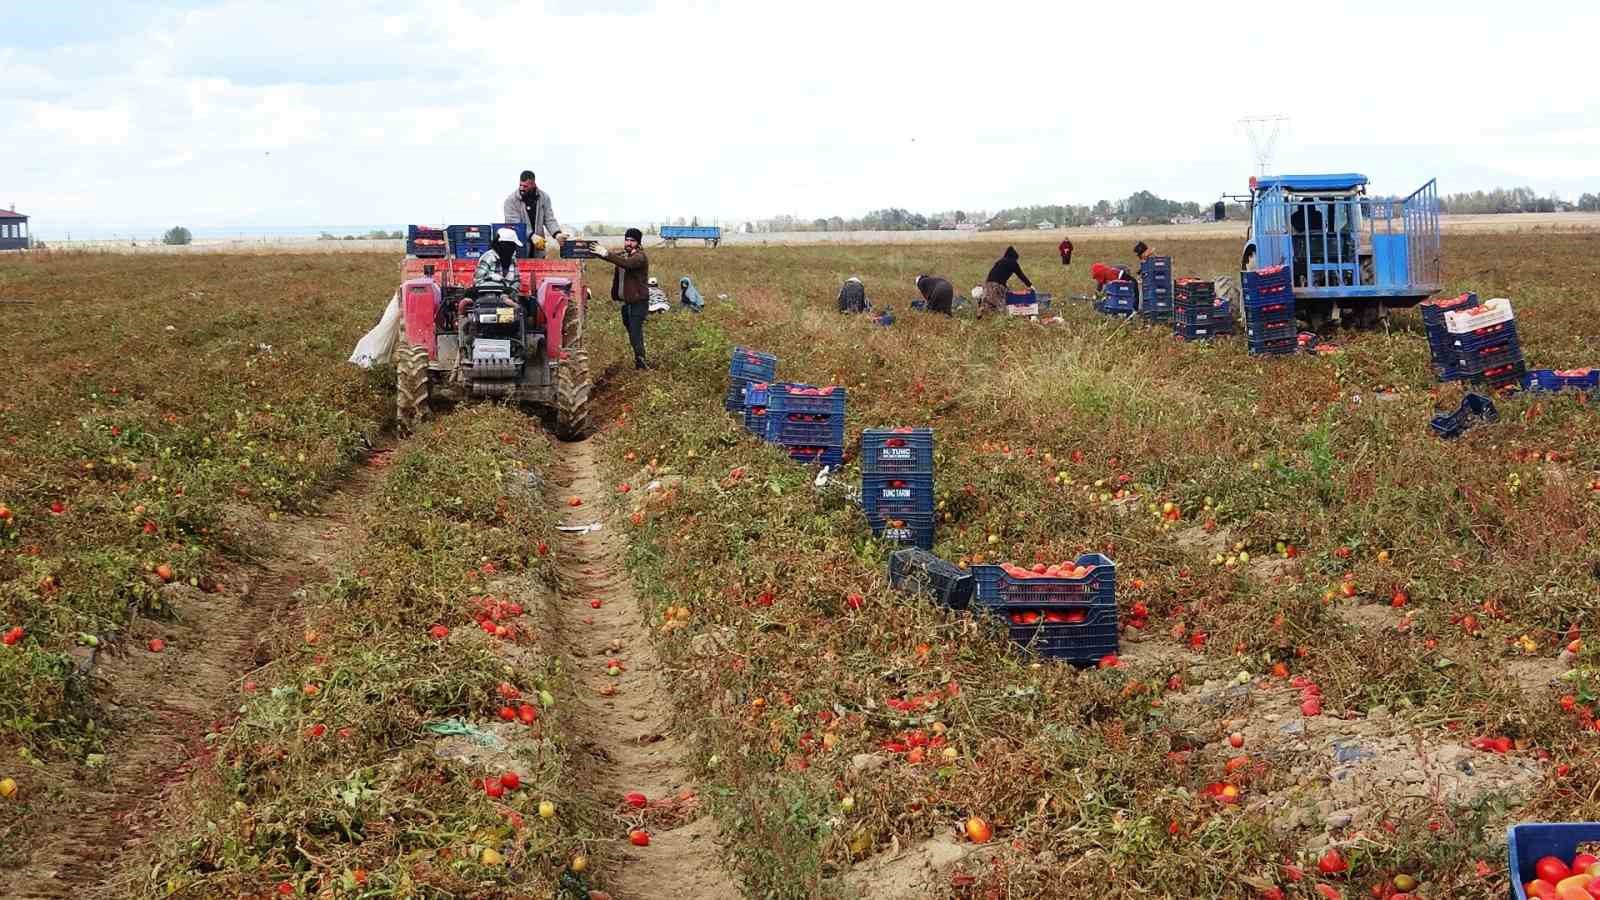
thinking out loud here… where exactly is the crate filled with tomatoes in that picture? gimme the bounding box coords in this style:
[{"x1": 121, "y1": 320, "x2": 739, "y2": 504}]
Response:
[
  {"x1": 726, "y1": 347, "x2": 778, "y2": 412},
  {"x1": 971, "y1": 554, "x2": 1118, "y2": 665}
]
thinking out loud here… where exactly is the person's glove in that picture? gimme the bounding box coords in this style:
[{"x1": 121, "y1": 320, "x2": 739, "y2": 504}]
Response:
[
  {"x1": 531, "y1": 235, "x2": 547, "y2": 251},
  {"x1": 589, "y1": 243, "x2": 611, "y2": 258},
  {"x1": 552, "y1": 231, "x2": 567, "y2": 244}
]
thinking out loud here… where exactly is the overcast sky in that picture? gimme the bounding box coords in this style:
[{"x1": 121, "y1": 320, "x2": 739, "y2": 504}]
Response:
[{"x1": 4, "y1": 0, "x2": 1597, "y2": 237}]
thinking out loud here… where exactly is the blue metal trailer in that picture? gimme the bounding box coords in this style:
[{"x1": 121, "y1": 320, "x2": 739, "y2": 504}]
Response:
[
  {"x1": 1240, "y1": 173, "x2": 1441, "y2": 328},
  {"x1": 659, "y1": 225, "x2": 722, "y2": 248}
]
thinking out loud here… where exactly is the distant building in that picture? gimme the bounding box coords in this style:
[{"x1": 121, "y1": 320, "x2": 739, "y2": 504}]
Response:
[
  {"x1": 1036, "y1": 220, "x2": 1055, "y2": 230},
  {"x1": 0, "y1": 207, "x2": 29, "y2": 250}
]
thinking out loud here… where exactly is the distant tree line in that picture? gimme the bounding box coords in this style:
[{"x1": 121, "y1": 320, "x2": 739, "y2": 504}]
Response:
[
  {"x1": 721, "y1": 190, "x2": 1228, "y2": 234},
  {"x1": 1440, "y1": 187, "x2": 1584, "y2": 215},
  {"x1": 319, "y1": 229, "x2": 403, "y2": 241}
]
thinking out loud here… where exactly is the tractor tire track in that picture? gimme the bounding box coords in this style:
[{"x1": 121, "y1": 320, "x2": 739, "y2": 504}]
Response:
[
  {"x1": 550, "y1": 438, "x2": 739, "y2": 900},
  {"x1": 0, "y1": 450, "x2": 388, "y2": 900}
]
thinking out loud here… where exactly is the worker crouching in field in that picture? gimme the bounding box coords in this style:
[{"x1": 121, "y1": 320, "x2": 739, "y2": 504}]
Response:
[
  {"x1": 1090, "y1": 262, "x2": 1137, "y2": 297},
  {"x1": 679, "y1": 276, "x2": 705, "y2": 313},
  {"x1": 913, "y1": 275, "x2": 955, "y2": 315},
  {"x1": 837, "y1": 276, "x2": 871, "y2": 314},
  {"x1": 980, "y1": 246, "x2": 1032, "y2": 318},
  {"x1": 592, "y1": 228, "x2": 651, "y2": 369}
]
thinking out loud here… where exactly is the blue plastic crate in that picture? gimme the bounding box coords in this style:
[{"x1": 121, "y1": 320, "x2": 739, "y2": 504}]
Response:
[
  {"x1": 1430, "y1": 392, "x2": 1498, "y2": 439},
  {"x1": 787, "y1": 445, "x2": 843, "y2": 467},
  {"x1": 1448, "y1": 320, "x2": 1519, "y2": 351},
  {"x1": 1524, "y1": 368, "x2": 1600, "y2": 393},
  {"x1": 995, "y1": 605, "x2": 1120, "y2": 665},
  {"x1": 975, "y1": 554, "x2": 1116, "y2": 608},
  {"x1": 1473, "y1": 361, "x2": 1528, "y2": 390},
  {"x1": 1247, "y1": 320, "x2": 1297, "y2": 341},
  {"x1": 448, "y1": 224, "x2": 497, "y2": 259},
  {"x1": 1507, "y1": 823, "x2": 1600, "y2": 900},
  {"x1": 742, "y1": 384, "x2": 771, "y2": 433},
  {"x1": 765, "y1": 412, "x2": 845, "y2": 447},
  {"x1": 860, "y1": 428, "x2": 934, "y2": 475},
  {"x1": 730, "y1": 347, "x2": 779, "y2": 381},
  {"x1": 1248, "y1": 337, "x2": 1299, "y2": 356},
  {"x1": 766, "y1": 383, "x2": 847, "y2": 418},
  {"x1": 1242, "y1": 266, "x2": 1292, "y2": 291},
  {"x1": 863, "y1": 492, "x2": 935, "y2": 522},
  {"x1": 869, "y1": 514, "x2": 934, "y2": 550},
  {"x1": 1139, "y1": 256, "x2": 1172, "y2": 274},
  {"x1": 861, "y1": 473, "x2": 935, "y2": 506},
  {"x1": 1175, "y1": 321, "x2": 1229, "y2": 341},
  {"x1": 1451, "y1": 341, "x2": 1524, "y2": 375},
  {"x1": 1174, "y1": 304, "x2": 1229, "y2": 325}
]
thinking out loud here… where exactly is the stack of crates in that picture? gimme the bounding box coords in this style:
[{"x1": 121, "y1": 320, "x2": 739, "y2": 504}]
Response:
[
  {"x1": 972, "y1": 554, "x2": 1118, "y2": 665},
  {"x1": 1138, "y1": 256, "x2": 1174, "y2": 321},
  {"x1": 1098, "y1": 281, "x2": 1138, "y2": 316},
  {"x1": 1421, "y1": 292, "x2": 1479, "y2": 380},
  {"x1": 1444, "y1": 297, "x2": 1526, "y2": 390},
  {"x1": 726, "y1": 347, "x2": 778, "y2": 412},
  {"x1": 765, "y1": 384, "x2": 847, "y2": 466},
  {"x1": 1173, "y1": 278, "x2": 1234, "y2": 341},
  {"x1": 447, "y1": 224, "x2": 496, "y2": 259},
  {"x1": 860, "y1": 428, "x2": 934, "y2": 550},
  {"x1": 1242, "y1": 265, "x2": 1297, "y2": 356},
  {"x1": 742, "y1": 383, "x2": 771, "y2": 436}
]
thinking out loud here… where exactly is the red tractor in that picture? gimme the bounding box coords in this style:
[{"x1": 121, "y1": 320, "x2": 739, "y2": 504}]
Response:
[{"x1": 394, "y1": 234, "x2": 592, "y2": 439}]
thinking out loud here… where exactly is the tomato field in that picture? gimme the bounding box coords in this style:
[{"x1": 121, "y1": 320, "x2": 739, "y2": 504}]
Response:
[{"x1": 2, "y1": 232, "x2": 1600, "y2": 898}]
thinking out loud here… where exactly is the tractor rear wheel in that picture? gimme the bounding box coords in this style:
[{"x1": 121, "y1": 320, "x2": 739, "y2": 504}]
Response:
[
  {"x1": 395, "y1": 341, "x2": 431, "y2": 431},
  {"x1": 553, "y1": 292, "x2": 592, "y2": 440}
]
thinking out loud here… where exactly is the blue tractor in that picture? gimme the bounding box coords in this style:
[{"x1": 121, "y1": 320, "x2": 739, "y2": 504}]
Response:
[{"x1": 1235, "y1": 173, "x2": 1441, "y2": 329}]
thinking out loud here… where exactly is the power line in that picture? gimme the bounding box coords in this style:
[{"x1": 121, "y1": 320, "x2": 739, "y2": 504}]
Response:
[{"x1": 1239, "y1": 115, "x2": 1290, "y2": 177}]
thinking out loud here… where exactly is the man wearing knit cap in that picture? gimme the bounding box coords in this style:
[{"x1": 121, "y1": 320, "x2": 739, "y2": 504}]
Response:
[{"x1": 590, "y1": 228, "x2": 652, "y2": 369}]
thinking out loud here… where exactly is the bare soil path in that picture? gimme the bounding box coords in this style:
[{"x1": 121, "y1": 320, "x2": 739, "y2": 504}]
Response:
[
  {"x1": 0, "y1": 450, "x2": 388, "y2": 900},
  {"x1": 550, "y1": 438, "x2": 739, "y2": 900}
]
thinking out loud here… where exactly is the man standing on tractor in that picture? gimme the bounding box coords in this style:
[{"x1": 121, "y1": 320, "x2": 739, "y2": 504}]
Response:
[
  {"x1": 591, "y1": 228, "x2": 651, "y2": 369},
  {"x1": 503, "y1": 170, "x2": 566, "y2": 258}
]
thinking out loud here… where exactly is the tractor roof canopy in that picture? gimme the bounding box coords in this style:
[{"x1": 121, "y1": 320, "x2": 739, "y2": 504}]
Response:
[{"x1": 1254, "y1": 173, "x2": 1369, "y2": 193}]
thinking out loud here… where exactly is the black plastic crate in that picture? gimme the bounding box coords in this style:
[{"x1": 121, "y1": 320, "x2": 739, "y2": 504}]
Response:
[
  {"x1": 406, "y1": 225, "x2": 447, "y2": 258},
  {"x1": 1473, "y1": 361, "x2": 1528, "y2": 390},
  {"x1": 996, "y1": 605, "x2": 1119, "y2": 665},
  {"x1": 1451, "y1": 341, "x2": 1524, "y2": 375},
  {"x1": 888, "y1": 549, "x2": 973, "y2": 609},
  {"x1": 860, "y1": 428, "x2": 934, "y2": 475},
  {"x1": 1247, "y1": 320, "x2": 1298, "y2": 341}
]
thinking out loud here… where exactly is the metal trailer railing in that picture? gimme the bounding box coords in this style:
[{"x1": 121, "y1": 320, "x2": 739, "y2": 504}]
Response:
[{"x1": 1254, "y1": 180, "x2": 1439, "y2": 300}]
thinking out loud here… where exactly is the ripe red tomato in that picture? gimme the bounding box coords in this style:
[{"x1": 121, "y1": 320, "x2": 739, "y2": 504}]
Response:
[
  {"x1": 1535, "y1": 857, "x2": 1572, "y2": 883},
  {"x1": 499, "y1": 771, "x2": 520, "y2": 790},
  {"x1": 518, "y1": 704, "x2": 538, "y2": 725},
  {"x1": 629, "y1": 829, "x2": 651, "y2": 846},
  {"x1": 1524, "y1": 879, "x2": 1558, "y2": 900},
  {"x1": 1317, "y1": 848, "x2": 1347, "y2": 875},
  {"x1": 429, "y1": 624, "x2": 449, "y2": 639},
  {"x1": 625, "y1": 791, "x2": 647, "y2": 809},
  {"x1": 483, "y1": 778, "x2": 505, "y2": 799},
  {"x1": 1009, "y1": 611, "x2": 1040, "y2": 625},
  {"x1": 1574, "y1": 853, "x2": 1599, "y2": 873},
  {"x1": 498, "y1": 706, "x2": 517, "y2": 721}
]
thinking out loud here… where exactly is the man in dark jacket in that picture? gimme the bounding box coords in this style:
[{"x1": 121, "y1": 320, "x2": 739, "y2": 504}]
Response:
[
  {"x1": 592, "y1": 228, "x2": 651, "y2": 369},
  {"x1": 1058, "y1": 237, "x2": 1073, "y2": 266},
  {"x1": 913, "y1": 275, "x2": 955, "y2": 315},
  {"x1": 980, "y1": 246, "x2": 1031, "y2": 318},
  {"x1": 837, "y1": 276, "x2": 870, "y2": 313}
]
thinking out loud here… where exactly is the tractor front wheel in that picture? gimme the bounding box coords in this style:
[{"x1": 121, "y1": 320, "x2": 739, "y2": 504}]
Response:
[
  {"x1": 553, "y1": 293, "x2": 592, "y2": 440},
  {"x1": 395, "y1": 341, "x2": 431, "y2": 431}
]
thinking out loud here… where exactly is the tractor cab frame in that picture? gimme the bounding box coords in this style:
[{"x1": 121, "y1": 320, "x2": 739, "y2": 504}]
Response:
[{"x1": 1239, "y1": 173, "x2": 1441, "y2": 327}]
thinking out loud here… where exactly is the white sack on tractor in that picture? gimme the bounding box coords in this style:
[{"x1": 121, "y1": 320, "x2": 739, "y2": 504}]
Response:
[{"x1": 348, "y1": 291, "x2": 402, "y2": 368}]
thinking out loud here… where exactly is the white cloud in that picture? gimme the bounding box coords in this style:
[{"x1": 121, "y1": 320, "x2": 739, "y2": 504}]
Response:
[{"x1": 1, "y1": 0, "x2": 1597, "y2": 238}]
